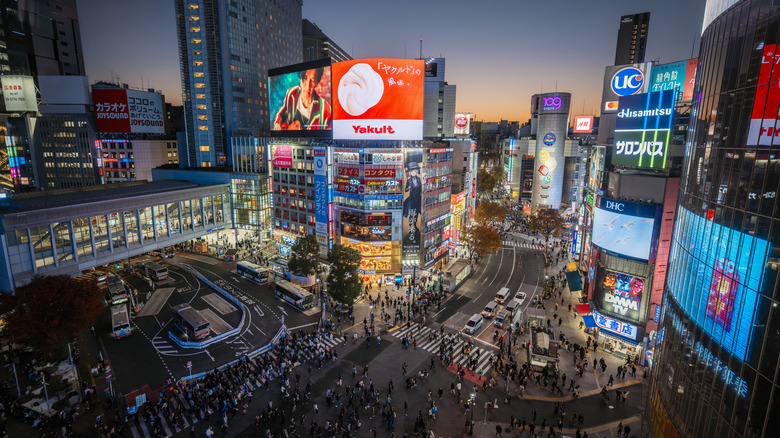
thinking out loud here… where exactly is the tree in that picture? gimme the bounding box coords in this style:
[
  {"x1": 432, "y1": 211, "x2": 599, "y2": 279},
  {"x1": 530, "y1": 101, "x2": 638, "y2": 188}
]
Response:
[
  {"x1": 492, "y1": 166, "x2": 506, "y2": 188},
  {"x1": 475, "y1": 201, "x2": 509, "y2": 224},
  {"x1": 0, "y1": 275, "x2": 103, "y2": 353},
  {"x1": 326, "y1": 244, "x2": 362, "y2": 304},
  {"x1": 463, "y1": 225, "x2": 502, "y2": 260},
  {"x1": 288, "y1": 234, "x2": 319, "y2": 277},
  {"x1": 476, "y1": 168, "x2": 496, "y2": 193},
  {"x1": 528, "y1": 208, "x2": 566, "y2": 244}
]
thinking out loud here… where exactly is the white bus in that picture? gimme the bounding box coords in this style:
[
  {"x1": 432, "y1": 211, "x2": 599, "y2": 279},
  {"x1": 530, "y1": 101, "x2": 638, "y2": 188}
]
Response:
[
  {"x1": 144, "y1": 262, "x2": 168, "y2": 281},
  {"x1": 106, "y1": 274, "x2": 128, "y2": 305},
  {"x1": 274, "y1": 279, "x2": 314, "y2": 310},
  {"x1": 171, "y1": 304, "x2": 210, "y2": 340},
  {"x1": 236, "y1": 261, "x2": 271, "y2": 284},
  {"x1": 111, "y1": 304, "x2": 131, "y2": 339}
]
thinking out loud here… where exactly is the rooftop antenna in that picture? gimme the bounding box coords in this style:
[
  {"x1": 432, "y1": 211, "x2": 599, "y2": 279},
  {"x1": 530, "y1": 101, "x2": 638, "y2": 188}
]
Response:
[
  {"x1": 691, "y1": 33, "x2": 696, "y2": 58},
  {"x1": 419, "y1": 38, "x2": 423, "y2": 59},
  {"x1": 405, "y1": 42, "x2": 407, "y2": 59},
  {"x1": 555, "y1": 80, "x2": 558, "y2": 92}
]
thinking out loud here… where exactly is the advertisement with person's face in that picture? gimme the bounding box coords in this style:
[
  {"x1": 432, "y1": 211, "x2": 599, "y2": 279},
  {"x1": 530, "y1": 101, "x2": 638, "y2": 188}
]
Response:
[
  {"x1": 402, "y1": 149, "x2": 424, "y2": 262},
  {"x1": 597, "y1": 268, "x2": 645, "y2": 323},
  {"x1": 332, "y1": 58, "x2": 424, "y2": 140},
  {"x1": 269, "y1": 60, "x2": 332, "y2": 134}
]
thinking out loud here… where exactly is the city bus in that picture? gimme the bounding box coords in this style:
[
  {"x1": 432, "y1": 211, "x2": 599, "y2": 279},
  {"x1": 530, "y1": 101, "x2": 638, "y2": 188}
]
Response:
[
  {"x1": 236, "y1": 261, "x2": 271, "y2": 284},
  {"x1": 171, "y1": 304, "x2": 210, "y2": 340},
  {"x1": 111, "y1": 304, "x2": 131, "y2": 339},
  {"x1": 144, "y1": 261, "x2": 169, "y2": 281},
  {"x1": 273, "y1": 279, "x2": 314, "y2": 310},
  {"x1": 106, "y1": 274, "x2": 128, "y2": 305}
]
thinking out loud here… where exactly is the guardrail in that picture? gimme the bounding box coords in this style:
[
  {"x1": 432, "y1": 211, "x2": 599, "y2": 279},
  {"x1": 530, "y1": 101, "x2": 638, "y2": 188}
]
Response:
[{"x1": 166, "y1": 262, "x2": 247, "y2": 349}]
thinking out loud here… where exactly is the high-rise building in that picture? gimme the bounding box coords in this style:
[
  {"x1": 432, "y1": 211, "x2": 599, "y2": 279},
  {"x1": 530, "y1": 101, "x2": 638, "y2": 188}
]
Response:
[
  {"x1": 423, "y1": 58, "x2": 457, "y2": 139},
  {"x1": 302, "y1": 19, "x2": 351, "y2": 63},
  {"x1": 645, "y1": 1, "x2": 780, "y2": 437},
  {"x1": 0, "y1": 0, "x2": 85, "y2": 77},
  {"x1": 175, "y1": 0, "x2": 302, "y2": 168},
  {"x1": 614, "y1": 12, "x2": 649, "y2": 65}
]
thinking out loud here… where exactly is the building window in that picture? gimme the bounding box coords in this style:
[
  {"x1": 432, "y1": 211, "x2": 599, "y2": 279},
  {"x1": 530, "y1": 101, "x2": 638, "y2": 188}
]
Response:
[
  {"x1": 190, "y1": 27, "x2": 200, "y2": 32},
  {"x1": 188, "y1": 4, "x2": 198, "y2": 9},
  {"x1": 193, "y1": 60, "x2": 203, "y2": 66},
  {"x1": 196, "y1": 94, "x2": 206, "y2": 99},
  {"x1": 189, "y1": 16, "x2": 200, "y2": 21},
  {"x1": 197, "y1": 104, "x2": 207, "y2": 110},
  {"x1": 194, "y1": 72, "x2": 204, "y2": 77},
  {"x1": 195, "y1": 83, "x2": 205, "y2": 88},
  {"x1": 200, "y1": 146, "x2": 210, "y2": 151},
  {"x1": 198, "y1": 126, "x2": 208, "y2": 131},
  {"x1": 198, "y1": 115, "x2": 207, "y2": 121}
]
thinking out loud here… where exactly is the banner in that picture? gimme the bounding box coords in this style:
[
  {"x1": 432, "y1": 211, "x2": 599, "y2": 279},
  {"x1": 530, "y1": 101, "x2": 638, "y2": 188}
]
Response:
[{"x1": 402, "y1": 149, "x2": 423, "y2": 262}]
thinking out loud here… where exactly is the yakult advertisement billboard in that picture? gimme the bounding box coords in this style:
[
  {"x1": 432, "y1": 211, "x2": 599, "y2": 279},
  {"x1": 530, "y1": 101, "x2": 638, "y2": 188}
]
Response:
[
  {"x1": 93, "y1": 88, "x2": 165, "y2": 134},
  {"x1": 332, "y1": 59, "x2": 424, "y2": 140}
]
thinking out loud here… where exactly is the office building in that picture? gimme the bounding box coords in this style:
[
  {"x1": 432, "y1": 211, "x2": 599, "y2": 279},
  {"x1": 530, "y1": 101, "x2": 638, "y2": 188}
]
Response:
[
  {"x1": 302, "y1": 19, "x2": 351, "y2": 63},
  {"x1": 98, "y1": 139, "x2": 179, "y2": 183},
  {"x1": 423, "y1": 58, "x2": 457, "y2": 139},
  {"x1": 645, "y1": 1, "x2": 780, "y2": 437},
  {"x1": 614, "y1": 12, "x2": 650, "y2": 65},
  {"x1": 175, "y1": 0, "x2": 302, "y2": 167},
  {"x1": 0, "y1": 0, "x2": 85, "y2": 77}
]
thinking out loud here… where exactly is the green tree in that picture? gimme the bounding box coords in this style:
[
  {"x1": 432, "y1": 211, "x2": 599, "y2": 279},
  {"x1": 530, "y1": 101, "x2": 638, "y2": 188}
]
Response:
[
  {"x1": 288, "y1": 234, "x2": 319, "y2": 276},
  {"x1": 0, "y1": 275, "x2": 103, "y2": 353},
  {"x1": 326, "y1": 244, "x2": 362, "y2": 304},
  {"x1": 528, "y1": 208, "x2": 566, "y2": 244},
  {"x1": 476, "y1": 168, "x2": 496, "y2": 193},
  {"x1": 491, "y1": 166, "x2": 506, "y2": 188},
  {"x1": 463, "y1": 224, "x2": 502, "y2": 261}
]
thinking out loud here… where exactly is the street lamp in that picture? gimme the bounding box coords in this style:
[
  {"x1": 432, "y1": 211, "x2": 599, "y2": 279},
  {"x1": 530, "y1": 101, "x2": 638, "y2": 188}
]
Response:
[{"x1": 468, "y1": 392, "x2": 476, "y2": 435}]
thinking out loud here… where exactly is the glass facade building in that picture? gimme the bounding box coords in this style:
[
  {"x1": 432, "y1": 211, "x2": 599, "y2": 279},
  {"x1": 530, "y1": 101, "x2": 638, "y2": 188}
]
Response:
[{"x1": 647, "y1": 1, "x2": 780, "y2": 437}]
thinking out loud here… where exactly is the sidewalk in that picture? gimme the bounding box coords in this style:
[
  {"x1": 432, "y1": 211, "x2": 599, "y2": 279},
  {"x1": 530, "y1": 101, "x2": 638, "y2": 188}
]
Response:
[{"x1": 472, "y1": 414, "x2": 641, "y2": 438}]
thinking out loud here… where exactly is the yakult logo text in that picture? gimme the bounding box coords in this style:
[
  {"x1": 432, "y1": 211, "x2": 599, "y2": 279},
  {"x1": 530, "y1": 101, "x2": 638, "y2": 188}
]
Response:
[{"x1": 353, "y1": 125, "x2": 396, "y2": 134}]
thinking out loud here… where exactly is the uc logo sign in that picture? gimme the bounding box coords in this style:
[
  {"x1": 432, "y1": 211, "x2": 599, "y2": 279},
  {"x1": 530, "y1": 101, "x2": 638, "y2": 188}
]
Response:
[
  {"x1": 611, "y1": 67, "x2": 644, "y2": 96},
  {"x1": 542, "y1": 132, "x2": 556, "y2": 146}
]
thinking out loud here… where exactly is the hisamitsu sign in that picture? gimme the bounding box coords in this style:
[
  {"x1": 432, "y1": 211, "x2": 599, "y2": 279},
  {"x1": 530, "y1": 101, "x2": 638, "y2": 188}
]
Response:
[{"x1": 613, "y1": 90, "x2": 675, "y2": 169}]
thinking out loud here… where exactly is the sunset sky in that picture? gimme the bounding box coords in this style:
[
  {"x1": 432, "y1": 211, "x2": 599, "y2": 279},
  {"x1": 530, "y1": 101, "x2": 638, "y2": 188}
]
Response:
[{"x1": 77, "y1": 0, "x2": 705, "y2": 123}]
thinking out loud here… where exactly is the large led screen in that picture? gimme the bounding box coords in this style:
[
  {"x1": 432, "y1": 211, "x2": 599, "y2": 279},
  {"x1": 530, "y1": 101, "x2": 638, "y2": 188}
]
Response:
[
  {"x1": 613, "y1": 90, "x2": 676, "y2": 170},
  {"x1": 268, "y1": 59, "x2": 332, "y2": 135},
  {"x1": 332, "y1": 58, "x2": 424, "y2": 140},
  {"x1": 597, "y1": 267, "x2": 645, "y2": 322},
  {"x1": 591, "y1": 197, "x2": 662, "y2": 261},
  {"x1": 667, "y1": 207, "x2": 770, "y2": 361}
]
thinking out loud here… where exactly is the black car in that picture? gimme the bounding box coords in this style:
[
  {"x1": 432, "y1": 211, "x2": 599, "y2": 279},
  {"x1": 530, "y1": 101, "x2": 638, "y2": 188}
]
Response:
[{"x1": 334, "y1": 303, "x2": 353, "y2": 315}]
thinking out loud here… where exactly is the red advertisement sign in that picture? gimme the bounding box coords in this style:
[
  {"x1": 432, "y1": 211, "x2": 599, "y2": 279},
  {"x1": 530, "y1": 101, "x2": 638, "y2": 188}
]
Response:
[
  {"x1": 748, "y1": 45, "x2": 780, "y2": 145},
  {"x1": 572, "y1": 116, "x2": 594, "y2": 133},
  {"x1": 338, "y1": 167, "x2": 360, "y2": 177},
  {"x1": 365, "y1": 168, "x2": 396, "y2": 178},
  {"x1": 272, "y1": 145, "x2": 293, "y2": 168},
  {"x1": 683, "y1": 58, "x2": 698, "y2": 101},
  {"x1": 94, "y1": 89, "x2": 131, "y2": 133}
]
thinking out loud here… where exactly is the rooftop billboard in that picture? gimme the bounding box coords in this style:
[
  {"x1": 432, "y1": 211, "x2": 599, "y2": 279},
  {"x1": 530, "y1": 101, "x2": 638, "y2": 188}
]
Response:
[
  {"x1": 268, "y1": 58, "x2": 332, "y2": 136},
  {"x1": 613, "y1": 90, "x2": 676, "y2": 169},
  {"x1": 93, "y1": 88, "x2": 165, "y2": 134},
  {"x1": 601, "y1": 63, "x2": 652, "y2": 114},
  {"x1": 591, "y1": 197, "x2": 662, "y2": 261}
]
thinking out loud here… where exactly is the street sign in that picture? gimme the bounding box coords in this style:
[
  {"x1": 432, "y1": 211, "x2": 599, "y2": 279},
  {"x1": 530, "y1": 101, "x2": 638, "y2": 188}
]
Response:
[
  {"x1": 106, "y1": 374, "x2": 112, "y2": 383},
  {"x1": 105, "y1": 365, "x2": 111, "y2": 374},
  {"x1": 127, "y1": 406, "x2": 137, "y2": 415},
  {"x1": 186, "y1": 361, "x2": 192, "y2": 368},
  {"x1": 136, "y1": 393, "x2": 146, "y2": 406}
]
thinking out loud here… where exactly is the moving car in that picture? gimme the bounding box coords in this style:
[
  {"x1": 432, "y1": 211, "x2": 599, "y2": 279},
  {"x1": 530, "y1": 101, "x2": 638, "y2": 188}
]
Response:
[
  {"x1": 494, "y1": 310, "x2": 509, "y2": 328},
  {"x1": 482, "y1": 301, "x2": 499, "y2": 318},
  {"x1": 515, "y1": 292, "x2": 527, "y2": 306},
  {"x1": 505, "y1": 299, "x2": 521, "y2": 317},
  {"x1": 464, "y1": 314, "x2": 484, "y2": 334},
  {"x1": 494, "y1": 287, "x2": 510, "y2": 303}
]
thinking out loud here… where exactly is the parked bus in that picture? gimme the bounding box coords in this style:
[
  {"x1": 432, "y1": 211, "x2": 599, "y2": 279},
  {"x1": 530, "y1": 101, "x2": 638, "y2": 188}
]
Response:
[
  {"x1": 171, "y1": 304, "x2": 210, "y2": 339},
  {"x1": 106, "y1": 274, "x2": 128, "y2": 305},
  {"x1": 274, "y1": 279, "x2": 314, "y2": 310},
  {"x1": 236, "y1": 261, "x2": 271, "y2": 284},
  {"x1": 111, "y1": 304, "x2": 131, "y2": 339},
  {"x1": 144, "y1": 262, "x2": 168, "y2": 281}
]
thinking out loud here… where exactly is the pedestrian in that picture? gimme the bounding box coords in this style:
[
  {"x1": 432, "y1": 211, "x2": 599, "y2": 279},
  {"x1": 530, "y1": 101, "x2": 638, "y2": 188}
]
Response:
[{"x1": 608, "y1": 374, "x2": 614, "y2": 388}]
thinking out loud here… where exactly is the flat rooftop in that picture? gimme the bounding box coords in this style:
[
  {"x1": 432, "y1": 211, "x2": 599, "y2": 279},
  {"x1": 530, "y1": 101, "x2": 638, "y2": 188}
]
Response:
[{"x1": 0, "y1": 180, "x2": 224, "y2": 214}]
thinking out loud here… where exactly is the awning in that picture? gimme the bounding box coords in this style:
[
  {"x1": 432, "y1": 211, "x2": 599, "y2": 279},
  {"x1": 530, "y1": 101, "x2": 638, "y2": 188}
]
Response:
[
  {"x1": 576, "y1": 304, "x2": 592, "y2": 314},
  {"x1": 582, "y1": 315, "x2": 596, "y2": 328},
  {"x1": 566, "y1": 270, "x2": 582, "y2": 292},
  {"x1": 224, "y1": 249, "x2": 238, "y2": 256},
  {"x1": 567, "y1": 262, "x2": 577, "y2": 272}
]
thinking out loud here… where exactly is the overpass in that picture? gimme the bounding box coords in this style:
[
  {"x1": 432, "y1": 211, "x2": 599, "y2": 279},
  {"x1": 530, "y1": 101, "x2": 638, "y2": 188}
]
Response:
[{"x1": 0, "y1": 180, "x2": 231, "y2": 291}]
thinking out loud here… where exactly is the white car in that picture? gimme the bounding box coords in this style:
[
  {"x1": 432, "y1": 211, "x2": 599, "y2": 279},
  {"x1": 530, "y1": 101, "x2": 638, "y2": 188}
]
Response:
[
  {"x1": 515, "y1": 292, "x2": 527, "y2": 306},
  {"x1": 464, "y1": 314, "x2": 484, "y2": 334}
]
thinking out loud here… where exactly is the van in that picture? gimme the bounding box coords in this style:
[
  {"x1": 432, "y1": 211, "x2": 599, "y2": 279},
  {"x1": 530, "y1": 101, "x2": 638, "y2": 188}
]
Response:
[
  {"x1": 494, "y1": 287, "x2": 510, "y2": 303},
  {"x1": 494, "y1": 310, "x2": 509, "y2": 328},
  {"x1": 505, "y1": 299, "x2": 520, "y2": 317},
  {"x1": 464, "y1": 314, "x2": 483, "y2": 334},
  {"x1": 482, "y1": 301, "x2": 499, "y2": 318}
]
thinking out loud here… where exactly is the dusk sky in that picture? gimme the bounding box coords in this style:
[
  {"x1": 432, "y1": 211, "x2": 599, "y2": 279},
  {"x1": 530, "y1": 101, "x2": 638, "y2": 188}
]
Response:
[{"x1": 77, "y1": 0, "x2": 705, "y2": 122}]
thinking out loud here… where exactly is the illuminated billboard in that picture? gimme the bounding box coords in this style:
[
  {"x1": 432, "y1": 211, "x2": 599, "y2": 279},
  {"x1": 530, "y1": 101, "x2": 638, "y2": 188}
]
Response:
[
  {"x1": 600, "y1": 63, "x2": 652, "y2": 114},
  {"x1": 402, "y1": 148, "x2": 423, "y2": 262},
  {"x1": 332, "y1": 58, "x2": 424, "y2": 140},
  {"x1": 93, "y1": 88, "x2": 165, "y2": 134},
  {"x1": 668, "y1": 207, "x2": 770, "y2": 361},
  {"x1": 1, "y1": 75, "x2": 38, "y2": 112},
  {"x1": 747, "y1": 44, "x2": 780, "y2": 146},
  {"x1": 613, "y1": 90, "x2": 676, "y2": 169},
  {"x1": 271, "y1": 144, "x2": 293, "y2": 169},
  {"x1": 597, "y1": 268, "x2": 645, "y2": 322},
  {"x1": 268, "y1": 59, "x2": 332, "y2": 135},
  {"x1": 572, "y1": 116, "x2": 594, "y2": 133},
  {"x1": 649, "y1": 58, "x2": 697, "y2": 102},
  {"x1": 591, "y1": 197, "x2": 662, "y2": 261},
  {"x1": 454, "y1": 113, "x2": 471, "y2": 135}
]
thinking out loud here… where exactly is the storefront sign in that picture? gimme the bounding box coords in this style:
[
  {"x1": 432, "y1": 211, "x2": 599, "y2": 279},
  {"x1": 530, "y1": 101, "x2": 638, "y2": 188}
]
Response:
[
  {"x1": 593, "y1": 310, "x2": 638, "y2": 341},
  {"x1": 365, "y1": 168, "x2": 396, "y2": 178},
  {"x1": 314, "y1": 147, "x2": 328, "y2": 240}
]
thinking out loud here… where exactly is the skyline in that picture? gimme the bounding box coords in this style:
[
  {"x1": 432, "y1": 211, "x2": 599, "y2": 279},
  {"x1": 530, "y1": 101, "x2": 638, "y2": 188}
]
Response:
[{"x1": 77, "y1": 0, "x2": 705, "y2": 123}]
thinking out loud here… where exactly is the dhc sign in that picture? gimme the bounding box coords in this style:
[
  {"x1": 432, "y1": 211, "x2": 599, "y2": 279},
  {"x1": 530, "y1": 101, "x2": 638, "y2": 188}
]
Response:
[{"x1": 604, "y1": 200, "x2": 625, "y2": 212}]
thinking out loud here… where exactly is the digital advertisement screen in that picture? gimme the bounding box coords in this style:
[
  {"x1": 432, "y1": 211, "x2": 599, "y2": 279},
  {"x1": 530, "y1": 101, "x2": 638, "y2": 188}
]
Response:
[
  {"x1": 748, "y1": 44, "x2": 780, "y2": 146},
  {"x1": 649, "y1": 58, "x2": 697, "y2": 102},
  {"x1": 332, "y1": 58, "x2": 424, "y2": 140},
  {"x1": 598, "y1": 267, "x2": 645, "y2": 322},
  {"x1": 613, "y1": 90, "x2": 676, "y2": 169},
  {"x1": 268, "y1": 59, "x2": 332, "y2": 135},
  {"x1": 667, "y1": 207, "x2": 770, "y2": 362},
  {"x1": 591, "y1": 197, "x2": 662, "y2": 261}
]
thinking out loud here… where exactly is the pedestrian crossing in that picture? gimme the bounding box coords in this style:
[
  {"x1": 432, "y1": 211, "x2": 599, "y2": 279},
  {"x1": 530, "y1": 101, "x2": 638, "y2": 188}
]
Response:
[
  {"x1": 390, "y1": 323, "x2": 495, "y2": 376},
  {"x1": 127, "y1": 334, "x2": 344, "y2": 437},
  {"x1": 502, "y1": 240, "x2": 545, "y2": 250}
]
